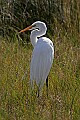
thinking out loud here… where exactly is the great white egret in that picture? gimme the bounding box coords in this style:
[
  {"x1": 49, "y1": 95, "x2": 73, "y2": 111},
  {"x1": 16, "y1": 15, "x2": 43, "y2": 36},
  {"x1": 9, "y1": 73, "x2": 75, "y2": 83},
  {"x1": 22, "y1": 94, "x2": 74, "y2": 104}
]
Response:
[{"x1": 19, "y1": 21, "x2": 54, "y2": 96}]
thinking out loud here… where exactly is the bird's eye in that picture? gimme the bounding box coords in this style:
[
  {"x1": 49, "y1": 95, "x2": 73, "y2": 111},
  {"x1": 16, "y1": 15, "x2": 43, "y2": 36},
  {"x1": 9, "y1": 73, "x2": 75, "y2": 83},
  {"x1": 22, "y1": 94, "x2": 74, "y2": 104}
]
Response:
[{"x1": 32, "y1": 24, "x2": 36, "y2": 27}]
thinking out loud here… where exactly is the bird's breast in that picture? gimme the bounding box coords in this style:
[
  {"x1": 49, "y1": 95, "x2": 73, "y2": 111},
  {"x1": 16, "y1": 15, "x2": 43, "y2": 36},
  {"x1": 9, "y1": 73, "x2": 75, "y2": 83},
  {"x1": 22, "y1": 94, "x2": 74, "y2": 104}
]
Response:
[{"x1": 37, "y1": 37, "x2": 54, "y2": 48}]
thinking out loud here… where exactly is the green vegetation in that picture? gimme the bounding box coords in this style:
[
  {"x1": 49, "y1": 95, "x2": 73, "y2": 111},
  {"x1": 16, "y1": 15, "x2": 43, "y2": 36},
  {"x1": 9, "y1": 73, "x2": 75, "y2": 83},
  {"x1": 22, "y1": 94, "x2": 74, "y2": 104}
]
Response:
[
  {"x1": 0, "y1": 29, "x2": 80, "y2": 119},
  {"x1": 0, "y1": 0, "x2": 80, "y2": 120}
]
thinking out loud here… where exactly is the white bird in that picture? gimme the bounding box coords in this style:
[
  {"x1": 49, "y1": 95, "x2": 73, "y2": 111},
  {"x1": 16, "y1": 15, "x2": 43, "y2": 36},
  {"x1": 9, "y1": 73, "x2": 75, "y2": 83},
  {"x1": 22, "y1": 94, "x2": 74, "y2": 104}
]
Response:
[{"x1": 19, "y1": 21, "x2": 54, "y2": 96}]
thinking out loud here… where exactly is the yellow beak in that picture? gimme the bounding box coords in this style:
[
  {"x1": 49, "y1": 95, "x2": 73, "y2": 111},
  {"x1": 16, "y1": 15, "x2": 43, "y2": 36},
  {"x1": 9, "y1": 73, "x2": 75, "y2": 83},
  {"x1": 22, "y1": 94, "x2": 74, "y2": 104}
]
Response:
[{"x1": 19, "y1": 25, "x2": 33, "y2": 33}]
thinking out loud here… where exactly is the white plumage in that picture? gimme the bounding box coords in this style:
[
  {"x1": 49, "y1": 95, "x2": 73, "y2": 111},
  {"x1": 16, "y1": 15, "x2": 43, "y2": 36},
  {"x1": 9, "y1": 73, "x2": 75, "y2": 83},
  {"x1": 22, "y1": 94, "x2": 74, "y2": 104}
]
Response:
[
  {"x1": 30, "y1": 37, "x2": 54, "y2": 89},
  {"x1": 19, "y1": 21, "x2": 54, "y2": 92}
]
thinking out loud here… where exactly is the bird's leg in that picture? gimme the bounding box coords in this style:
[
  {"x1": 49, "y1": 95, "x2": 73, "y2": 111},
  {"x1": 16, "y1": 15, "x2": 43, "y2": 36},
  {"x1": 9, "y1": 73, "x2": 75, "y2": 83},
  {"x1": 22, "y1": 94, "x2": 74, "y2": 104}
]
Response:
[
  {"x1": 37, "y1": 87, "x2": 40, "y2": 97},
  {"x1": 46, "y1": 76, "x2": 48, "y2": 97},
  {"x1": 30, "y1": 80, "x2": 34, "y2": 89},
  {"x1": 37, "y1": 85, "x2": 41, "y2": 97}
]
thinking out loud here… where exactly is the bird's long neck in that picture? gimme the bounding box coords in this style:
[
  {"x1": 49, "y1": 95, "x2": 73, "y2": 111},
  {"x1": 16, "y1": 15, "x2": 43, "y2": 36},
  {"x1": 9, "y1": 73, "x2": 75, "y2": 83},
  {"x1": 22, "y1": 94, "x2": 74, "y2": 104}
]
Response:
[
  {"x1": 30, "y1": 25, "x2": 47, "y2": 47},
  {"x1": 30, "y1": 30, "x2": 38, "y2": 47}
]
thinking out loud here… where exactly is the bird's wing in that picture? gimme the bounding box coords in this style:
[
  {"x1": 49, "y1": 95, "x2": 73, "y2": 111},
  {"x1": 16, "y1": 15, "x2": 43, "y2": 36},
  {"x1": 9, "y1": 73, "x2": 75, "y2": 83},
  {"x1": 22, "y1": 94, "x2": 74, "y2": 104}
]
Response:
[{"x1": 30, "y1": 41, "x2": 54, "y2": 89}]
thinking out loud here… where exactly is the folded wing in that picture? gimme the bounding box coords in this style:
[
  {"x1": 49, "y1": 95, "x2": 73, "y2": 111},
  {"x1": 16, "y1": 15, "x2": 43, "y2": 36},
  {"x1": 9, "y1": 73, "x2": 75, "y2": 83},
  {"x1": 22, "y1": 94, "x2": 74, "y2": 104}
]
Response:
[{"x1": 30, "y1": 39, "x2": 54, "y2": 89}]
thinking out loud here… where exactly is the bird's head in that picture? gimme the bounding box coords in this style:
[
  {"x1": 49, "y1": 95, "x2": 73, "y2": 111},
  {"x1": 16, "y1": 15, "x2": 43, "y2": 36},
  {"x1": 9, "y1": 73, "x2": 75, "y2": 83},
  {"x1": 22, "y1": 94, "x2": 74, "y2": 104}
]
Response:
[{"x1": 19, "y1": 21, "x2": 47, "y2": 33}]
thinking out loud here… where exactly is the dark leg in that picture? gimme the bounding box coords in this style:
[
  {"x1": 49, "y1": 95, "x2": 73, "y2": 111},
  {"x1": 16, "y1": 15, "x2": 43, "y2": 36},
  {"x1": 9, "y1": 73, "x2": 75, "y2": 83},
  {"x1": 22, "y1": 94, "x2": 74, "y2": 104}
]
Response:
[
  {"x1": 37, "y1": 86, "x2": 40, "y2": 97},
  {"x1": 46, "y1": 76, "x2": 48, "y2": 97},
  {"x1": 37, "y1": 87, "x2": 39, "y2": 97}
]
